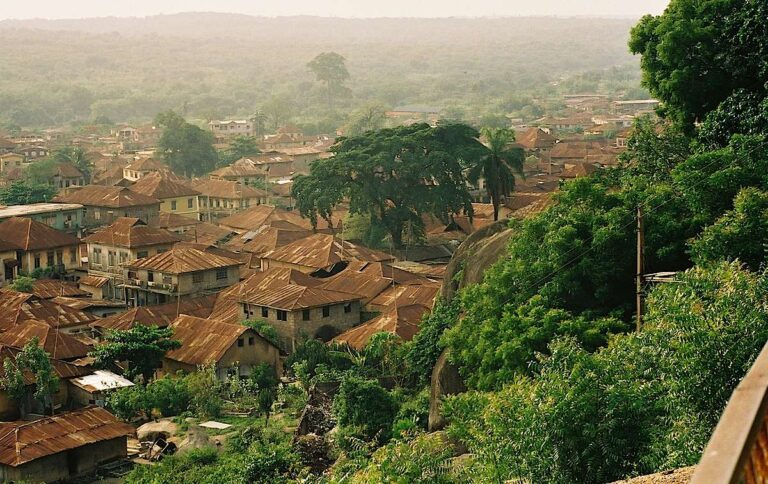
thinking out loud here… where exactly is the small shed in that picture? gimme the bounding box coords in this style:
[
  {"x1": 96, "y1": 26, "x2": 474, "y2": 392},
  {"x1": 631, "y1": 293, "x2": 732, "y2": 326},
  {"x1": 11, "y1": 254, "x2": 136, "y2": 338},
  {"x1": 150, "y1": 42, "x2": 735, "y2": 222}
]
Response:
[{"x1": 68, "y1": 370, "x2": 135, "y2": 407}]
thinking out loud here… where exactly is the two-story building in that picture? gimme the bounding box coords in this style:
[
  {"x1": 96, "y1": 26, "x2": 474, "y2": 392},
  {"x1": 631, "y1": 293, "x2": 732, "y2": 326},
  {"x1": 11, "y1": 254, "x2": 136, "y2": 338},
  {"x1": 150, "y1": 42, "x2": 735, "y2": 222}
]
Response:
[
  {"x1": 122, "y1": 157, "x2": 169, "y2": 182},
  {"x1": 0, "y1": 217, "x2": 80, "y2": 276},
  {"x1": 240, "y1": 284, "x2": 362, "y2": 353},
  {"x1": 129, "y1": 172, "x2": 202, "y2": 221},
  {"x1": 83, "y1": 217, "x2": 180, "y2": 300},
  {"x1": 50, "y1": 162, "x2": 86, "y2": 189},
  {"x1": 15, "y1": 145, "x2": 49, "y2": 160},
  {"x1": 162, "y1": 315, "x2": 282, "y2": 381},
  {"x1": 54, "y1": 185, "x2": 161, "y2": 228},
  {"x1": 209, "y1": 157, "x2": 269, "y2": 186},
  {"x1": 0, "y1": 203, "x2": 85, "y2": 234},
  {"x1": 0, "y1": 237, "x2": 20, "y2": 286},
  {"x1": 0, "y1": 153, "x2": 24, "y2": 174},
  {"x1": 208, "y1": 120, "x2": 254, "y2": 142},
  {"x1": 122, "y1": 247, "x2": 242, "y2": 306},
  {"x1": 192, "y1": 179, "x2": 269, "y2": 221}
]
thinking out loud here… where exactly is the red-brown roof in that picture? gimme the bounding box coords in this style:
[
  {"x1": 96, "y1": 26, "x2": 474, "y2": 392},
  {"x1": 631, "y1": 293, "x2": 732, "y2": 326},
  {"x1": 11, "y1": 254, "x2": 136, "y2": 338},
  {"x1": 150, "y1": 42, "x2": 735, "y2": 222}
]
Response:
[
  {"x1": 83, "y1": 217, "x2": 180, "y2": 248},
  {"x1": 367, "y1": 284, "x2": 439, "y2": 312},
  {"x1": 517, "y1": 127, "x2": 557, "y2": 151},
  {"x1": 264, "y1": 233, "x2": 394, "y2": 270},
  {"x1": 0, "y1": 345, "x2": 90, "y2": 384},
  {"x1": 124, "y1": 247, "x2": 242, "y2": 274},
  {"x1": 54, "y1": 185, "x2": 160, "y2": 208},
  {"x1": 30, "y1": 280, "x2": 89, "y2": 299},
  {"x1": 125, "y1": 157, "x2": 167, "y2": 172},
  {"x1": 0, "y1": 320, "x2": 91, "y2": 360},
  {"x1": 129, "y1": 172, "x2": 200, "y2": 199},
  {"x1": 165, "y1": 315, "x2": 262, "y2": 366},
  {"x1": 0, "y1": 217, "x2": 79, "y2": 251},
  {"x1": 0, "y1": 291, "x2": 99, "y2": 330},
  {"x1": 224, "y1": 225, "x2": 312, "y2": 256},
  {"x1": 241, "y1": 284, "x2": 360, "y2": 311},
  {"x1": 0, "y1": 406, "x2": 134, "y2": 467},
  {"x1": 78, "y1": 275, "x2": 110, "y2": 288},
  {"x1": 333, "y1": 303, "x2": 431, "y2": 350},
  {"x1": 192, "y1": 178, "x2": 268, "y2": 199},
  {"x1": 90, "y1": 294, "x2": 217, "y2": 332},
  {"x1": 216, "y1": 205, "x2": 339, "y2": 233}
]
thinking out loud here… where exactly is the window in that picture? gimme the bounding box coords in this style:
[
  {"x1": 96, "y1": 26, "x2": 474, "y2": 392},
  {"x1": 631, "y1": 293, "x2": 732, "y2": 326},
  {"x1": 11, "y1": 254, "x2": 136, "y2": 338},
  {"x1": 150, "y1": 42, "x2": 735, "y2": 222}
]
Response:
[
  {"x1": 216, "y1": 268, "x2": 228, "y2": 280},
  {"x1": 147, "y1": 271, "x2": 154, "y2": 282},
  {"x1": 128, "y1": 271, "x2": 137, "y2": 280},
  {"x1": 302, "y1": 309, "x2": 311, "y2": 321},
  {"x1": 248, "y1": 337, "x2": 255, "y2": 346},
  {"x1": 171, "y1": 200, "x2": 177, "y2": 211},
  {"x1": 261, "y1": 307, "x2": 269, "y2": 318},
  {"x1": 108, "y1": 251, "x2": 116, "y2": 267},
  {"x1": 56, "y1": 250, "x2": 63, "y2": 265},
  {"x1": 137, "y1": 251, "x2": 148, "y2": 259},
  {"x1": 156, "y1": 248, "x2": 167, "y2": 254},
  {"x1": 192, "y1": 272, "x2": 204, "y2": 284},
  {"x1": 70, "y1": 249, "x2": 77, "y2": 264},
  {"x1": 34, "y1": 255, "x2": 40, "y2": 269},
  {"x1": 187, "y1": 198, "x2": 193, "y2": 208},
  {"x1": 322, "y1": 306, "x2": 330, "y2": 318},
  {"x1": 94, "y1": 210, "x2": 101, "y2": 220},
  {"x1": 46, "y1": 251, "x2": 54, "y2": 267},
  {"x1": 344, "y1": 303, "x2": 352, "y2": 314},
  {"x1": 237, "y1": 338, "x2": 244, "y2": 347},
  {"x1": 277, "y1": 310, "x2": 287, "y2": 321}
]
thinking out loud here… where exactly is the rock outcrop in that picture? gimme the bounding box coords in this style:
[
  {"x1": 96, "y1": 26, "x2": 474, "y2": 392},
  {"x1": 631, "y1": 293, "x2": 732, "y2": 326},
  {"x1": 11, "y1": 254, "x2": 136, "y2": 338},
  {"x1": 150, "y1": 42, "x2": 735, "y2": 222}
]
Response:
[{"x1": 428, "y1": 349, "x2": 467, "y2": 431}]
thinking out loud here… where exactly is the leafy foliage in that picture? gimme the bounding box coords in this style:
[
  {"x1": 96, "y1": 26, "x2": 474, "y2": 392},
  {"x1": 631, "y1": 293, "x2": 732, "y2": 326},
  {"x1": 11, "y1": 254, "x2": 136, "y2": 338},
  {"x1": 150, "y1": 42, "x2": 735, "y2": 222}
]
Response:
[
  {"x1": 9, "y1": 275, "x2": 35, "y2": 293},
  {"x1": 292, "y1": 123, "x2": 483, "y2": 247},
  {"x1": 155, "y1": 110, "x2": 218, "y2": 176},
  {"x1": 332, "y1": 375, "x2": 399, "y2": 443},
  {"x1": 0, "y1": 180, "x2": 56, "y2": 205},
  {"x1": 90, "y1": 325, "x2": 180, "y2": 383},
  {"x1": 467, "y1": 127, "x2": 525, "y2": 220},
  {"x1": 0, "y1": 338, "x2": 59, "y2": 414}
]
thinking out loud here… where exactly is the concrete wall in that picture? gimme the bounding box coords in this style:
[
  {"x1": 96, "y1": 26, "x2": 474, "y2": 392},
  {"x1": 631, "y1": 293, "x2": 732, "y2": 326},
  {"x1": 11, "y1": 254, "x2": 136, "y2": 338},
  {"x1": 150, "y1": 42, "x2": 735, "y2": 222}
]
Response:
[
  {"x1": 242, "y1": 300, "x2": 361, "y2": 353},
  {"x1": 19, "y1": 244, "x2": 79, "y2": 274},
  {"x1": 83, "y1": 204, "x2": 160, "y2": 228},
  {"x1": 159, "y1": 195, "x2": 201, "y2": 220}
]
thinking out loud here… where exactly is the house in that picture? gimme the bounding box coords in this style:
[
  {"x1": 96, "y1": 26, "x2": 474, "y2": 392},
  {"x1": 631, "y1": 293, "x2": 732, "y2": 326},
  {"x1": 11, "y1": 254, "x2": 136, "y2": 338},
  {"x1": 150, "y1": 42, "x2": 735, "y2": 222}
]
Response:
[
  {"x1": 0, "y1": 237, "x2": 20, "y2": 286},
  {"x1": 67, "y1": 370, "x2": 134, "y2": 407},
  {"x1": 208, "y1": 120, "x2": 255, "y2": 141},
  {"x1": 122, "y1": 157, "x2": 168, "y2": 181},
  {"x1": 28, "y1": 280, "x2": 89, "y2": 299},
  {"x1": 367, "y1": 284, "x2": 440, "y2": 313},
  {"x1": 0, "y1": 320, "x2": 91, "y2": 361},
  {"x1": 54, "y1": 185, "x2": 161, "y2": 227},
  {"x1": 0, "y1": 217, "x2": 80, "y2": 275},
  {"x1": 386, "y1": 105, "x2": 442, "y2": 124},
  {"x1": 333, "y1": 303, "x2": 431, "y2": 350},
  {"x1": 0, "y1": 290, "x2": 99, "y2": 334},
  {"x1": 0, "y1": 153, "x2": 24, "y2": 174},
  {"x1": 122, "y1": 247, "x2": 242, "y2": 306},
  {"x1": 262, "y1": 233, "x2": 395, "y2": 275},
  {"x1": 0, "y1": 406, "x2": 133, "y2": 483},
  {"x1": 216, "y1": 203, "x2": 346, "y2": 235},
  {"x1": 612, "y1": 99, "x2": 660, "y2": 115},
  {"x1": 192, "y1": 179, "x2": 269, "y2": 220},
  {"x1": 90, "y1": 293, "x2": 217, "y2": 334},
  {"x1": 0, "y1": 344, "x2": 91, "y2": 420},
  {"x1": 0, "y1": 203, "x2": 85, "y2": 234},
  {"x1": 15, "y1": 145, "x2": 49, "y2": 160},
  {"x1": 209, "y1": 157, "x2": 270, "y2": 186},
  {"x1": 240, "y1": 284, "x2": 362, "y2": 352},
  {"x1": 51, "y1": 296, "x2": 126, "y2": 319},
  {"x1": 516, "y1": 127, "x2": 557, "y2": 152},
  {"x1": 224, "y1": 225, "x2": 312, "y2": 269},
  {"x1": 83, "y1": 218, "x2": 181, "y2": 300},
  {"x1": 47, "y1": 162, "x2": 86, "y2": 189},
  {"x1": 163, "y1": 315, "x2": 282, "y2": 380},
  {"x1": 129, "y1": 172, "x2": 202, "y2": 221},
  {"x1": 77, "y1": 275, "x2": 111, "y2": 300}
]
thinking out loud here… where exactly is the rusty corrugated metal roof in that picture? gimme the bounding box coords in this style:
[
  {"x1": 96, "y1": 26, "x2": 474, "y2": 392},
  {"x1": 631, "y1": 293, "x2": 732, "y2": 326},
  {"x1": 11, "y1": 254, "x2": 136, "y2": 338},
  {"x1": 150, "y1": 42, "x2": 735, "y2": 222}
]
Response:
[
  {"x1": 30, "y1": 280, "x2": 89, "y2": 299},
  {"x1": 130, "y1": 172, "x2": 200, "y2": 199},
  {"x1": 83, "y1": 217, "x2": 180, "y2": 248},
  {"x1": 367, "y1": 284, "x2": 439, "y2": 312},
  {"x1": 0, "y1": 344, "x2": 91, "y2": 383},
  {"x1": 54, "y1": 185, "x2": 160, "y2": 208},
  {"x1": 0, "y1": 406, "x2": 134, "y2": 467},
  {"x1": 333, "y1": 303, "x2": 431, "y2": 350},
  {"x1": 165, "y1": 315, "x2": 250, "y2": 366},
  {"x1": 0, "y1": 217, "x2": 79, "y2": 251},
  {"x1": 192, "y1": 178, "x2": 268, "y2": 199},
  {"x1": 216, "y1": 204, "x2": 338, "y2": 232},
  {"x1": 124, "y1": 247, "x2": 242, "y2": 274},
  {"x1": 241, "y1": 284, "x2": 360, "y2": 310},
  {"x1": 0, "y1": 291, "x2": 99, "y2": 330},
  {"x1": 224, "y1": 225, "x2": 312, "y2": 256},
  {"x1": 0, "y1": 320, "x2": 91, "y2": 360},
  {"x1": 78, "y1": 275, "x2": 110, "y2": 288},
  {"x1": 90, "y1": 294, "x2": 217, "y2": 332},
  {"x1": 264, "y1": 233, "x2": 394, "y2": 270}
]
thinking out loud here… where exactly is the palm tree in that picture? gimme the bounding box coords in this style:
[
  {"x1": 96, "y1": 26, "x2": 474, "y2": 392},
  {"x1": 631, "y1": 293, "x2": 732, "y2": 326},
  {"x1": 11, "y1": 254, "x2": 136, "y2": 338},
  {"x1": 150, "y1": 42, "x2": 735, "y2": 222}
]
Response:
[
  {"x1": 52, "y1": 146, "x2": 92, "y2": 182},
  {"x1": 468, "y1": 127, "x2": 525, "y2": 221}
]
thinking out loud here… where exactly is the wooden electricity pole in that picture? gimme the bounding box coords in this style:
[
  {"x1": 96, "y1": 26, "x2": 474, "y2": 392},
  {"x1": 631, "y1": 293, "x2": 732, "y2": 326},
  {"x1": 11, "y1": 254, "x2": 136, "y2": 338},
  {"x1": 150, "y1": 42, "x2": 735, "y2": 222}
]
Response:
[{"x1": 636, "y1": 205, "x2": 645, "y2": 332}]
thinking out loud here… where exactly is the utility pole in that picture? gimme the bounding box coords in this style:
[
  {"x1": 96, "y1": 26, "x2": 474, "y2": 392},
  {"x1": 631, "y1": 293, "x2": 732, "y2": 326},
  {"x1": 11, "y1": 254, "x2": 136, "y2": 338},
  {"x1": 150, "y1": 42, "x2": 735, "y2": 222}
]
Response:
[{"x1": 636, "y1": 205, "x2": 645, "y2": 332}]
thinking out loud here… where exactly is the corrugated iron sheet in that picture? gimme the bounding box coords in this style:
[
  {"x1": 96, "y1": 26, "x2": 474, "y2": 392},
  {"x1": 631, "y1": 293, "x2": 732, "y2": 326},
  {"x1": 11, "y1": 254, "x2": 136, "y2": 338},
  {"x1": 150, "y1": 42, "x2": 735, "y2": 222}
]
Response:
[
  {"x1": 83, "y1": 217, "x2": 180, "y2": 248},
  {"x1": 165, "y1": 315, "x2": 247, "y2": 366},
  {"x1": 91, "y1": 293, "x2": 217, "y2": 332},
  {"x1": 124, "y1": 247, "x2": 242, "y2": 274},
  {"x1": 0, "y1": 406, "x2": 134, "y2": 467},
  {"x1": 333, "y1": 303, "x2": 430, "y2": 350},
  {"x1": 0, "y1": 320, "x2": 91, "y2": 360}
]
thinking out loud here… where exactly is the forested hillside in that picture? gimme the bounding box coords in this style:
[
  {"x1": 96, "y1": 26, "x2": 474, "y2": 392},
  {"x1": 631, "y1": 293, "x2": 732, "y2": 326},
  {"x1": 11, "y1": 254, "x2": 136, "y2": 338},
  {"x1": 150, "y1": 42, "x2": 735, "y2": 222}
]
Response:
[{"x1": 0, "y1": 14, "x2": 643, "y2": 128}]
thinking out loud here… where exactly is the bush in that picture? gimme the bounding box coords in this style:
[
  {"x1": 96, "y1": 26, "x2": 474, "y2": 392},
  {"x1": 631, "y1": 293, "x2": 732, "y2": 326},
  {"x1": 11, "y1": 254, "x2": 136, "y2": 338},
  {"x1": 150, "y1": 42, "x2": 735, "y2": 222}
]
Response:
[
  {"x1": 187, "y1": 366, "x2": 223, "y2": 419},
  {"x1": 332, "y1": 376, "x2": 398, "y2": 443}
]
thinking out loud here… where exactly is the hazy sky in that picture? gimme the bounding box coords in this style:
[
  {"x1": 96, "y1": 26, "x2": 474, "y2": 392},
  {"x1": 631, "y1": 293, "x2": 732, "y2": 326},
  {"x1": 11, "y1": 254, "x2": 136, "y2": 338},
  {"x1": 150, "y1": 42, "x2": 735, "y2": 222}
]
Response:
[{"x1": 1, "y1": 0, "x2": 670, "y2": 20}]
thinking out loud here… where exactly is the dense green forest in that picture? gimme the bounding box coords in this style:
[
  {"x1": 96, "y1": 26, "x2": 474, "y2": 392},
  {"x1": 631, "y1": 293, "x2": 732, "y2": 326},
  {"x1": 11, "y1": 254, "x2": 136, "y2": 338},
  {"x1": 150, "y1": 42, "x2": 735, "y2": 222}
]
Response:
[{"x1": 0, "y1": 14, "x2": 645, "y2": 130}]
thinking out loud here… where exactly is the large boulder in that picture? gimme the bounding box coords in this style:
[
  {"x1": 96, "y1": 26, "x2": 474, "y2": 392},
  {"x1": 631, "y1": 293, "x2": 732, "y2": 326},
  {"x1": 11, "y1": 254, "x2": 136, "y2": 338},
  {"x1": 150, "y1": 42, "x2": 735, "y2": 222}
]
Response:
[
  {"x1": 137, "y1": 419, "x2": 178, "y2": 442},
  {"x1": 428, "y1": 349, "x2": 467, "y2": 431},
  {"x1": 441, "y1": 220, "x2": 514, "y2": 302}
]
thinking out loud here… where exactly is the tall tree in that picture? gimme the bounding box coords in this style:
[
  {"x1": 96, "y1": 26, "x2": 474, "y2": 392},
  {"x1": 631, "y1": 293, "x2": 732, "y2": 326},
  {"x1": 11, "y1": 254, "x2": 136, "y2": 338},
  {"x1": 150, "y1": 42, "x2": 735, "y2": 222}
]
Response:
[
  {"x1": 220, "y1": 135, "x2": 261, "y2": 166},
  {"x1": 344, "y1": 104, "x2": 387, "y2": 136},
  {"x1": 307, "y1": 52, "x2": 350, "y2": 110},
  {"x1": 155, "y1": 110, "x2": 218, "y2": 176},
  {"x1": 292, "y1": 123, "x2": 483, "y2": 247},
  {"x1": 467, "y1": 127, "x2": 525, "y2": 221},
  {"x1": 90, "y1": 325, "x2": 180, "y2": 383}
]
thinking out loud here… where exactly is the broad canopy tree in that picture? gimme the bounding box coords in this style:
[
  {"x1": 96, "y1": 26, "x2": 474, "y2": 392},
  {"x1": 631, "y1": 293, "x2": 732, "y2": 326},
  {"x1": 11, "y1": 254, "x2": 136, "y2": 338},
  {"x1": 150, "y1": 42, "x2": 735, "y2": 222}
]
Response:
[
  {"x1": 90, "y1": 325, "x2": 181, "y2": 383},
  {"x1": 307, "y1": 52, "x2": 350, "y2": 110},
  {"x1": 292, "y1": 123, "x2": 485, "y2": 248},
  {"x1": 155, "y1": 110, "x2": 218, "y2": 176}
]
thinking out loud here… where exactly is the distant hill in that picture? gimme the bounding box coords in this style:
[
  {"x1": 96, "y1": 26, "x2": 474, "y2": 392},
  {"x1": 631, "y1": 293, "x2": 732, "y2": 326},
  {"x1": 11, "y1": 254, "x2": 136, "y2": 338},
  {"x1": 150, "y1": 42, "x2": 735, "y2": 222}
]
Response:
[{"x1": 0, "y1": 13, "x2": 643, "y2": 128}]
